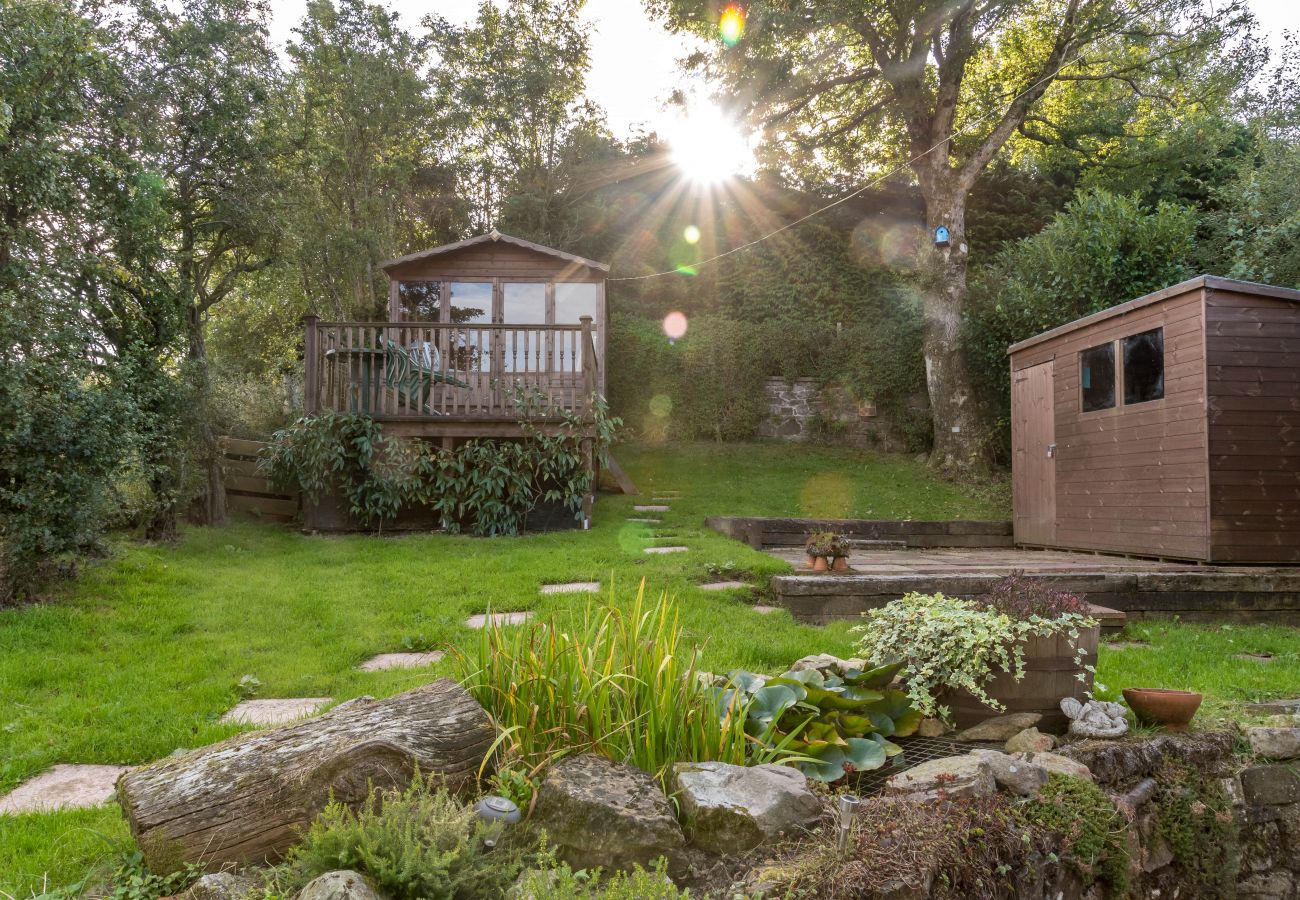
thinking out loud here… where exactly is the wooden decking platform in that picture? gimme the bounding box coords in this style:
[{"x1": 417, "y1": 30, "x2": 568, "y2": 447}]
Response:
[
  {"x1": 767, "y1": 547, "x2": 1300, "y2": 625},
  {"x1": 702, "y1": 516, "x2": 1300, "y2": 625}
]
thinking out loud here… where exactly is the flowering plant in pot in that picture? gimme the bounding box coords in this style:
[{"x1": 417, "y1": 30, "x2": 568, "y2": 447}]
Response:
[
  {"x1": 851, "y1": 572, "x2": 1098, "y2": 730},
  {"x1": 804, "y1": 531, "x2": 850, "y2": 572}
]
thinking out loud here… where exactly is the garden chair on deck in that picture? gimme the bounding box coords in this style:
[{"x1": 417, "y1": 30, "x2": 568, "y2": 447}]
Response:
[{"x1": 381, "y1": 338, "x2": 471, "y2": 415}]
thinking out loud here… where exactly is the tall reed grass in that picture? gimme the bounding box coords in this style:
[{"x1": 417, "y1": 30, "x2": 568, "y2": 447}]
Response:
[{"x1": 456, "y1": 583, "x2": 748, "y2": 786}]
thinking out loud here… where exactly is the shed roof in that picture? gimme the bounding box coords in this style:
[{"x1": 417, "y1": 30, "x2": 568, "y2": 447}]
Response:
[
  {"x1": 1006, "y1": 275, "x2": 1300, "y2": 356},
  {"x1": 380, "y1": 230, "x2": 610, "y2": 273}
]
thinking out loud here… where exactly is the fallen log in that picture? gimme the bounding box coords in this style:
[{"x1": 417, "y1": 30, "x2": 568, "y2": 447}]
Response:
[{"x1": 118, "y1": 679, "x2": 495, "y2": 870}]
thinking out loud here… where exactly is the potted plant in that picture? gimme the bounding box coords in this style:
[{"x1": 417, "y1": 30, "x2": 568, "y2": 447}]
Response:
[
  {"x1": 1122, "y1": 683, "x2": 1202, "y2": 732},
  {"x1": 804, "y1": 531, "x2": 850, "y2": 572},
  {"x1": 851, "y1": 572, "x2": 1099, "y2": 731}
]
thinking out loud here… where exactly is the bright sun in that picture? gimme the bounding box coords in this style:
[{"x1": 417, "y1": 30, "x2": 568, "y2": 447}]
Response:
[{"x1": 665, "y1": 104, "x2": 752, "y2": 184}]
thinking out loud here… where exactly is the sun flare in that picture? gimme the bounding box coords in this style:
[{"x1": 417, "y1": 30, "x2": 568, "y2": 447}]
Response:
[{"x1": 665, "y1": 104, "x2": 752, "y2": 184}]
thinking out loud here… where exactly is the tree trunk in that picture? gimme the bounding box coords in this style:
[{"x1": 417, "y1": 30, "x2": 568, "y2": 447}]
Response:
[
  {"x1": 117, "y1": 679, "x2": 495, "y2": 871},
  {"x1": 920, "y1": 192, "x2": 988, "y2": 473},
  {"x1": 186, "y1": 305, "x2": 226, "y2": 527}
]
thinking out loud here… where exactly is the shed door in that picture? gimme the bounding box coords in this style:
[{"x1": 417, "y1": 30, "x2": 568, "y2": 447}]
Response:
[{"x1": 1012, "y1": 361, "x2": 1056, "y2": 545}]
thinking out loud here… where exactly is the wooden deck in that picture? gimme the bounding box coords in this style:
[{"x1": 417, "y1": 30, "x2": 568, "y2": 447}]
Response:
[{"x1": 765, "y1": 546, "x2": 1300, "y2": 625}]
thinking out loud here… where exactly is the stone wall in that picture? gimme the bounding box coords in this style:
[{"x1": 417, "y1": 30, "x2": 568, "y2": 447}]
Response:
[{"x1": 756, "y1": 377, "x2": 922, "y2": 451}]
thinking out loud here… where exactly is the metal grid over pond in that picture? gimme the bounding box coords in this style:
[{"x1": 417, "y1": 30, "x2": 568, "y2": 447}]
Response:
[{"x1": 850, "y1": 735, "x2": 964, "y2": 797}]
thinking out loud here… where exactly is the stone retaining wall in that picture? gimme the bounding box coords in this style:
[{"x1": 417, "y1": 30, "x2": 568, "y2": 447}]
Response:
[{"x1": 756, "y1": 377, "x2": 923, "y2": 451}]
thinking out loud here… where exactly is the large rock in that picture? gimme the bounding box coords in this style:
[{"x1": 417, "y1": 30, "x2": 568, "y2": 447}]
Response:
[
  {"x1": 885, "y1": 754, "x2": 995, "y2": 801},
  {"x1": 1005, "y1": 727, "x2": 1054, "y2": 754},
  {"x1": 955, "y1": 713, "x2": 1041, "y2": 743},
  {"x1": 1012, "y1": 751, "x2": 1092, "y2": 781},
  {"x1": 970, "y1": 750, "x2": 1049, "y2": 796},
  {"x1": 1248, "y1": 699, "x2": 1300, "y2": 716},
  {"x1": 178, "y1": 873, "x2": 260, "y2": 900},
  {"x1": 1240, "y1": 765, "x2": 1300, "y2": 806},
  {"x1": 297, "y1": 871, "x2": 386, "y2": 900},
  {"x1": 532, "y1": 754, "x2": 685, "y2": 873},
  {"x1": 670, "y1": 761, "x2": 821, "y2": 854},
  {"x1": 789, "y1": 654, "x2": 866, "y2": 675},
  {"x1": 1247, "y1": 727, "x2": 1300, "y2": 761},
  {"x1": 1057, "y1": 732, "x2": 1233, "y2": 786}
]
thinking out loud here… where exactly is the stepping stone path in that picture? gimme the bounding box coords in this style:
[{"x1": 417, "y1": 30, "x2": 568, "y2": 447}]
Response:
[
  {"x1": 221, "y1": 698, "x2": 332, "y2": 726},
  {"x1": 0, "y1": 764, "x2": 131, "y2": 814},
  {"x1": 699, "y1": 581, "x2": 748, "y2": 591},
  {"x1": 358, "y1": 651, "x2": 445, "y2": 671},
  {"x1": 645, "y1": 546, "x2": 688, "y2": 554},
  {"x1": 465, "y1": 611, "x2": 532, "y2": 629},
  {"x1": 626, "y1": 518, "x2": 661, "y2": 524},
  {"x1": 540, "y1": 582, "x2": 601, "y2": 595},
  {"x1": 634, "y1": 505, "x2": 670, "y2": 512},
  {"x1": 752, "y1": 605, "x2": 781, "y2": 615}
]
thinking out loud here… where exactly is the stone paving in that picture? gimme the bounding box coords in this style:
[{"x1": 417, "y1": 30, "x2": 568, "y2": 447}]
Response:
[
  {"x1": 633, "y1": 504, "x2": 670, "y2": 512},
  {"x1": 221, "y1": 698, "x2": 333, "y2": 726},
  {"x1": 699, "y1": 580, "x2": 747, "y2": 591},
  {"x1": 358, "y1": 651, "x2": 445, "y2": 671},
  {"x1": 0, "y1": 764, "x2": 130, "y2": 815},
  {"x1": 625, "y1": 517, "x2": 661, "y2": 524},
  {"x1": 540, "y1": 581, "x2": 601, "y2": 595},
  {"x1": 645, "y1": 546, "x2": 688, "y2": 554},
  {"x1": 465, "y1": 611, "x2": 532, "y2": 629}
]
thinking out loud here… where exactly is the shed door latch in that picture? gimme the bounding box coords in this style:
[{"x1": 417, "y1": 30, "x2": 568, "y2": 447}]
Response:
[{"x1": 1046, "y1": 443, "x2": 1057, "y2": 459}]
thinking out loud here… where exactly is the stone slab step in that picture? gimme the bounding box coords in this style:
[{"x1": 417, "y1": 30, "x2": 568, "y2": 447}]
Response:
[
  {"x1": 645, "y1": 546, "x2": 688, "y2": 554},
  {"x1": 540, "y1": 582, "x2": 601, "y2": 595},
  {"x1": 0, "y1": 764, "x2": 131, "y2": 814},
  {"x1": 358, "y1": 652, "x2": 445, "y2": 671},
  {"x1": 465, "y1": 611, "x2": 531, "y2": 629},
  {"x1": 634, "y1": 505, "x2": 670, "y2": 513},
  {"x1": 222, "y1": 698, "x2": 332, "y2": 726},
  {"x1": 699, "y1": 581, "x2": 748, "y2": 591}
]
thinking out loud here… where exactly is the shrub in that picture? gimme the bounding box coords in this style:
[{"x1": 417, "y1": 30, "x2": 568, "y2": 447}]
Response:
[
  {"x1": 514, "y1": 856, "x2": 688, "y2": 899},
  {"x1": 852, "y1": 591, "x2": 1096, "y2": 719},
  {"x1": 770, "y1": 793, "x2": 1044, "y2": 899},
  {"x1": 1017, "y1": 773, "x2": 1131, "y2": 897},
  {"x1": 976, "y1": 570, "x2": 1088, "y2": 620},
  {"x1": 263, "y1": 396, "x2": 618, "y2": 535},
  {"x1": 275, "y1": 775, "x2": 530, "y2": 900},
  {"x1": 456, "y1": 585, "x2": 749, "y2": 787}
]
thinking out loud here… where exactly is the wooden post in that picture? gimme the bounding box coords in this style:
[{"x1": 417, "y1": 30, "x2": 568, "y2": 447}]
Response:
[
  {"x1": 580, "y1": 316, "x2": 597, "y2": 407},
  {"x1": 303, "y1": 314, "x2": 320, "y2": 414},
  {"x1": 579, "y1": 316, "x2": 598, "y2": 525}
]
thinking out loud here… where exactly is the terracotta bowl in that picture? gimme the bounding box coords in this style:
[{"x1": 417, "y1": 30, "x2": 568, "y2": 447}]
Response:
[{"x1": 1123, "y1": 688, "x2": 1203, "y2": 732}]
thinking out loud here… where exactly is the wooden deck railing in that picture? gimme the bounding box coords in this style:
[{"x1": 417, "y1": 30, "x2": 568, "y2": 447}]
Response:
[{"x1": 302, "y1": 316, "x2": 598, "y2": 419}]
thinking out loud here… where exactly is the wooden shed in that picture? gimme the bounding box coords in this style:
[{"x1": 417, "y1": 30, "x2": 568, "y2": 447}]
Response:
[{"x1": 1007, "y1": 275, "x2": 1300, "y2": 563}]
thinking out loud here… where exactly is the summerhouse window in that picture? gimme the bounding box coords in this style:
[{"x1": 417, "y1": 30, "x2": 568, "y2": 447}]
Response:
[
  {"x1": 397, "y1": 281, "x2": 440, "y2": 321},
  {"x1": 1080, "y1": 342, "x2": 1116, "y2": 412},
  {"x1": 502, "y1": 283, "x2": 547, "y2": 372},
  {"x1": 556, "y1": 283, "x2": 600, "y2": 370},
  {"x1": 1123, "y1": 327, "x2": 1165, "y2": 405}
]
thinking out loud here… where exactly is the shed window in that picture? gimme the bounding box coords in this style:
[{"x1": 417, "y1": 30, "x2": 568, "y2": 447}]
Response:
[
  {"x1": 1080, "y1": 342, "x2": 1116, "y2": 412},
  {"x1": 397, "y1": 281, "x2": 440, "y2": 321},
  {"x1": 1123, "y1": 327, "x2": 1164, "y2": 405}
]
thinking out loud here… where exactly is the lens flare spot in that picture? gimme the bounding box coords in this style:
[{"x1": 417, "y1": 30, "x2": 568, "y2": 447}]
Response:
[
  {"x1": 649, "y1": 394, "x2": 674, "y2": 418},
  {"x1": 683, "y1": 225, "x2": 701, "y2": 245},
  {"x1": 663, "y1": 311, "x2": 688, "y2": 340},
  {"x1": 799, "y1": 472, "x2": 854, "y2": 519},
  {"x1": 719, "y1": 4, "x2": 745, "y2": 46}
]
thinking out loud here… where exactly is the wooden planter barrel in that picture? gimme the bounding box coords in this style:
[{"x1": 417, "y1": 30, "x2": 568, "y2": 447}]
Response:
[{"x1": 945, "y1": 625, "x2": 1099, "y2": 734}]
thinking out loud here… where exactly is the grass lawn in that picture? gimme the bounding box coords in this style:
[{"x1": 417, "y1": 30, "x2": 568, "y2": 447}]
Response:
[{"x1": 0, "y1": 441, "x2": 1296, "y2": 893}]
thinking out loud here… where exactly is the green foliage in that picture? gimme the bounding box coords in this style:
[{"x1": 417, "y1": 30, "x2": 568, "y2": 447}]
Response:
[
  {"x1": 264, "y1": 398, "x2": 617, "y2": 534},
  {"x1": 1017, "y1": 774, "x2": 1131, "y2": 897},
  {"x1": 853, "y1": 592, "x2": 1097, "y2": 719},
  {"x1": 276, "y1": 775, "x2": 530, "y2": 900},
  {"x1": 457, "y1": 586, "x2": 750, "y2": 787},
  {"x1": 715, "y1": 661, "x2": 919, "y2": 783},
  {"x1": 803, "y1": 532, "x2": 848, "y2": 559},
  {"x1": 514, "y1": 856, "x2": 688, "y2": 899},
  {"x1": 1152, "y1": 762, "x2": 1239, "y2": 896},
  {"x1": 965, "y1": 189, "x2": 1197, "y2": 450}
]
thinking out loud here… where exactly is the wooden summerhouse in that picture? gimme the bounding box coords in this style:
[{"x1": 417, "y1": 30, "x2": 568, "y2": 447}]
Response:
[
  {"x1": 302, "y1": 230, "x2": 608, "y2": 443},
  {"x1": 1007, "y1": 275, "x2": 1300, "y2": 563}
]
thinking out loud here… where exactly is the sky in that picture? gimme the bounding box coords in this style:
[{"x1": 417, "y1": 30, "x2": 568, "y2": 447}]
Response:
[{"x1": 265, "y1": 0, "x2": 1300, "y2": 139}]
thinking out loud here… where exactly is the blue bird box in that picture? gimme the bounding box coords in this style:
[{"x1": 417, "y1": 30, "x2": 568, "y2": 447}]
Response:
[{"x1": 934, "y1": 226, "x2": 950, "y2": 248}]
